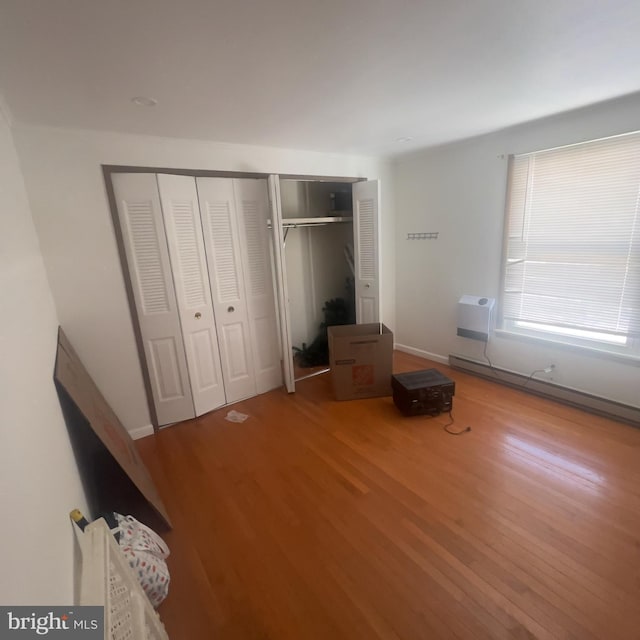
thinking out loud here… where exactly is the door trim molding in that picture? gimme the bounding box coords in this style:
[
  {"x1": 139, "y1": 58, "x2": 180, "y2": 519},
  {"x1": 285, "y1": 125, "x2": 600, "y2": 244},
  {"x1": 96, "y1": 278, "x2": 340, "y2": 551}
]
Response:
[{"x1": 104, "y1": 164, "x2": 365, "y2": 183}]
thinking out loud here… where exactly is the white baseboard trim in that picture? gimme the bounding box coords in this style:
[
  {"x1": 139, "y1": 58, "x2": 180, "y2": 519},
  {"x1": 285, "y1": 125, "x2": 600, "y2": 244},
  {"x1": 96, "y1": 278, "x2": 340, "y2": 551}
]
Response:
[
  {"x1": 394, "y1": 343, "x2": 449, "y2": 365},
  {"x1": 128, "y1": 424, "x2": 155, "y2": 440},
  {"x1": 449, "y1": 354, "x2": 640, "y2": 426}
]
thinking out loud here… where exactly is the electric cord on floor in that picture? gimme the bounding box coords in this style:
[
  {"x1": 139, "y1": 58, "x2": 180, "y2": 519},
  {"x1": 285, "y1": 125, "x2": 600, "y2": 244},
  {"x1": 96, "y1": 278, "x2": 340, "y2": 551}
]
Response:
[{"x1": 443, "y1": 411, "x2": 472, "y2": 436}]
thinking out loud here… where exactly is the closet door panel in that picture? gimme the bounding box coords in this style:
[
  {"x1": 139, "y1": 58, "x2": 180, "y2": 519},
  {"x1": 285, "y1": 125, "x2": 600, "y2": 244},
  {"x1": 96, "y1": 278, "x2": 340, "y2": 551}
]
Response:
[
  {"x1": 254, "y1": 315, "x2": 279, "y2": 378},
  {"x1": 353, "y1": 180, "x2": 381, "y2": 324},
  {"x1": 358, "y1": 297, "x2": 377, "y2": 324},
  {"x1": 149, "y1": 337, "x2": 186, "y2": 400},
  {"x1": 268, "y1": 175, "x2": 294, "y2": 393},
  {"x1": 189, "y1": 329, "x2": 220, "y2": 391},
  {"x1": 221, "y1": 324, "x2": 251, "y2": 379},
  {"x1": 112, "y1": 173, "x2": 195, "y2": 426},
  {"x1": 157, "y1": 174, "x2": 226, "y2": 415},
  {"x1": 196, "y1": 177, "x2": 256, "y2": 403},
  {"x1": 236, "y1": 178, "x2": 283, "y2": 393}
]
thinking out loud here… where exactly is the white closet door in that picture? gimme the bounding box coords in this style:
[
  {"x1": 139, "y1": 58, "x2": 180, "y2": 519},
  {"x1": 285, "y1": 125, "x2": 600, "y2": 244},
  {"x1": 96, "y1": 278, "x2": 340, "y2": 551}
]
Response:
[
  {"x1": 268, "y1": 175, "x2": 295, "y2": 393},
  {"x1": 353, "y1": 180, "x2": 381, "y2": 324},
  {"x1": 234, "y1": 178, "x2": 283, "y2": 394},
  {"x1": 112, "y1": 173, "x2": 195, "y2": 426},
  {"x1": 157, "y1": 174, "x2": 226, "y2": 415},
  {"x1": 196, "y1": 177, "x2": 257, "y2": 403}
]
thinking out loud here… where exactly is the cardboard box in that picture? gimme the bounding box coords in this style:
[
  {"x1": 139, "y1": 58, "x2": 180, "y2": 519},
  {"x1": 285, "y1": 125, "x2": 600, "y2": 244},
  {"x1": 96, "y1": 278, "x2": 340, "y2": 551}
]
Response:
[{"x1": 328, "y1": 323, "x2": 393, "y2": 400}]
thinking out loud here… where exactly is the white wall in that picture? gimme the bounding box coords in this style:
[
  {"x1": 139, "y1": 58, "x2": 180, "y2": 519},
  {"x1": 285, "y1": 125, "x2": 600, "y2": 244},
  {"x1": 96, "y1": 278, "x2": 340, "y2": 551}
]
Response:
[
  {"x1": 0, "y1": 107, "x2": 88, "y2": 603},
  {"x1": 393, "y1": 92, "x2": 640, "y2": 407},
  {"x1": 13, "y1": 125, "x2": 395, "y2": 433}
]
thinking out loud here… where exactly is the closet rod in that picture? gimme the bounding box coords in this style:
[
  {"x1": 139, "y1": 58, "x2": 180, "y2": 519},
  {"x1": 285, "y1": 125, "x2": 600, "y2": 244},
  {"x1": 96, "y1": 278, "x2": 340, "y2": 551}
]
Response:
[
  {"x1": 283, "y1": 222, "x2": 341, "y2": 228},
  {"x1": 267, "y1": 216, "x2": 353, "y2": 229}
]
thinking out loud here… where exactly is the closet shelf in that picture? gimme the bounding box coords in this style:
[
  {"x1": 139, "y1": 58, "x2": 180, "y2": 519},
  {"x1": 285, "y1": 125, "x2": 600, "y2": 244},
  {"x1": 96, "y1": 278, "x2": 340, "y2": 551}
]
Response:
[{"x1": 268, "y1": 216, "x2": 353, "y2": 229}]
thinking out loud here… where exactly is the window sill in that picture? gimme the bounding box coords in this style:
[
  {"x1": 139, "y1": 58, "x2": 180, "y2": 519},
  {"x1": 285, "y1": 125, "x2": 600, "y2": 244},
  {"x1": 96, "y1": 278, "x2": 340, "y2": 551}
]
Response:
[{"x1": 494, "y1": 329, "x2": 640, "y2": 367}]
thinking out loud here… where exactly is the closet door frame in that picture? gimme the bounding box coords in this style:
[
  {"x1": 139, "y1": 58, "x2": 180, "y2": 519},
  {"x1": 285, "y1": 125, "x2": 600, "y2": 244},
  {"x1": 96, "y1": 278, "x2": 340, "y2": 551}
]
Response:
[{"x1": 105, "y1": 166, "x2": 368, "y2": 424}]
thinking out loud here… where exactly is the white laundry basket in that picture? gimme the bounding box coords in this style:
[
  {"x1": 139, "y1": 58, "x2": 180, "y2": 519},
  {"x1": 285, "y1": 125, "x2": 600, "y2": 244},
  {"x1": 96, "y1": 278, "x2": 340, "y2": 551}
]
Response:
[{"x1": 77, "y1": 517, "x2": 169, "y2": 640}]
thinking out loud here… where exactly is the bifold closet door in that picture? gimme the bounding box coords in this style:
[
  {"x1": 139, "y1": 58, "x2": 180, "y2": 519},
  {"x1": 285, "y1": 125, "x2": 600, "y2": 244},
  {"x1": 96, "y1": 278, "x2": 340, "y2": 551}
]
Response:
[
  {"x1": 157, "y1": 174, "x2": 227, "y2": 415},
  {"x1": 112, "y1": 173, "x2": 195, "y2": 426},
  {"x1": 233, "y1": 178, "x2": 283, "y2": 394},
  {"x1": 197, "y1": 177, "x2": 282, "y2": 399},
  {"x1": 196, "y1": 177, "x2": 257, "y2": 403},
  {"x1": 268, "y1": 175, "x2": 295, "y2": 393},
  {"x1": 353, "y1": 180, "x2": 381, "y2": 324}
]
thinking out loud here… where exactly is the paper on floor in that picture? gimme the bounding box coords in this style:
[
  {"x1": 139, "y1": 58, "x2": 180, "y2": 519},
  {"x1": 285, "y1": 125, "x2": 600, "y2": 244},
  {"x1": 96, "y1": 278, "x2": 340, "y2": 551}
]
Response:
[{"x1": 225, "y1": 410, "x2": 249, "y2": 423}]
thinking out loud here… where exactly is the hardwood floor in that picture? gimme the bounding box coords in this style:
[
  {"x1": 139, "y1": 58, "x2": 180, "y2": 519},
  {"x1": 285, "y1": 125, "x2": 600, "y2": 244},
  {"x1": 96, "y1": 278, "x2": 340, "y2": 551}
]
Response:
[{"x1": 136, "y1": 351, "x2": 640, "y2": 640}]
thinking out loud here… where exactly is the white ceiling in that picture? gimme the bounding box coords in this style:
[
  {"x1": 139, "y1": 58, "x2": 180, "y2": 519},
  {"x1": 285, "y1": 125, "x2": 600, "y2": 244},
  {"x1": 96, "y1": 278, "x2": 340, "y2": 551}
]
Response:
[{"x1": 1, "y1": 0, "x2": 640, "y2": 156}]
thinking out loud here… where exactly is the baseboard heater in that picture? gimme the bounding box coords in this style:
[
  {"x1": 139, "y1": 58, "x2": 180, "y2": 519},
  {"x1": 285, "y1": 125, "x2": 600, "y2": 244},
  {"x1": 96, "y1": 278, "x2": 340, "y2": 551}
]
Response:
[{"x1": 448, "y1": 354, "x2": 640, "y2": 427}]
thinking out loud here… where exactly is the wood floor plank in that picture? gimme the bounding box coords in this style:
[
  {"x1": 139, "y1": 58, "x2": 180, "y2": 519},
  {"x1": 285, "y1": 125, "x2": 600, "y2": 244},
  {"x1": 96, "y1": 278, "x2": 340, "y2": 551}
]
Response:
[{"x1": 136, "y1": 352, "x2": 640, "y2": 640}]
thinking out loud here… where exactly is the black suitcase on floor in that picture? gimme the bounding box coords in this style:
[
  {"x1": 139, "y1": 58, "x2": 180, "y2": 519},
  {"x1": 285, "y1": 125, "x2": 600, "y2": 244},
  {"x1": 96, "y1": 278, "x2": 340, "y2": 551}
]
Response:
[{"x1": 391, "y1": 369, "x2": 455, "y2": 416}]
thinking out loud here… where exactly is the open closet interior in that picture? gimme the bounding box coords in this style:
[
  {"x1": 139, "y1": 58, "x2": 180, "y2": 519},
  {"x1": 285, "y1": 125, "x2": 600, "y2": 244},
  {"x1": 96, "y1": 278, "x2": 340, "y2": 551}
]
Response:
[
  {"x1": 279, "y1": 180, "x2": 356, "y2": 374},
  {"x1": 268, "y1": 175, "x2": 380, "y2": 393}
]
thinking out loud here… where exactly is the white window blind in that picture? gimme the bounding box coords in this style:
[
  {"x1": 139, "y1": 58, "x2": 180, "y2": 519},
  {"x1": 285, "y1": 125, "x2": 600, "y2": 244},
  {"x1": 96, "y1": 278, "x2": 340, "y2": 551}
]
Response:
[{"x1": 501, "y1": 131, "x2": 640, "y2": 348}]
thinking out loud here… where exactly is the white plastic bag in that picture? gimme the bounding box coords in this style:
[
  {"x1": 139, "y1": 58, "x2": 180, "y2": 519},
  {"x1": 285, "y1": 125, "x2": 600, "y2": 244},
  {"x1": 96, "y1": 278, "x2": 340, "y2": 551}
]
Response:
[{"x1": 114, "y1": 513, "x2": 170, "y2": 608}]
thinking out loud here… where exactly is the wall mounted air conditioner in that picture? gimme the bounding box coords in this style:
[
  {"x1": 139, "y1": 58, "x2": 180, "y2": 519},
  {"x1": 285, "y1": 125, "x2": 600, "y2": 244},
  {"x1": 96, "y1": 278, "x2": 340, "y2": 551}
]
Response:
[{"x1": 457, "y1": 295, "x2": 495, "y2": 342}]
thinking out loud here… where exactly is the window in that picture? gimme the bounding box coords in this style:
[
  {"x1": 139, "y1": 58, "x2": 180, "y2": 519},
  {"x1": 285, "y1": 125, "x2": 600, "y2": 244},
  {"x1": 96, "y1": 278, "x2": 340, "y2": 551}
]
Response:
[{"x1": 500, "y1": 131, "x2": 640, "y2": 356}]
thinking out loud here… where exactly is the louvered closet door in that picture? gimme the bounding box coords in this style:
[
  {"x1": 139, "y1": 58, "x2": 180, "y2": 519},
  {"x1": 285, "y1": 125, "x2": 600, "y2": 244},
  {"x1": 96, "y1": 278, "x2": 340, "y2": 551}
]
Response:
[
  {"x1": 234, "y1": 178, "x2": 283, "y2": 393},
  {"x1": 353, "y1": 180, "x2": 381, "y2": 323},
  {"x1": 111, "y1": 173, "x2": 195, "y2": 426},
  {"x1": 157, "y1": 174, "x2": 226, "y2": 415},
  {"x1": 196, "y1": 177, "x2": 257, "y2": 403},
  {"x1": 268, "y1": 176, "x2": 295, "y2": 393}
]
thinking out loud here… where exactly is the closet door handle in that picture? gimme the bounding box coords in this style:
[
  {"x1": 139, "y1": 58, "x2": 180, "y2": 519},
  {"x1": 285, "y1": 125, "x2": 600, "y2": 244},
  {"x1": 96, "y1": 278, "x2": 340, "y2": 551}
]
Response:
[
  {"x1": 195, "y1": 312, "x2": 202, "y2": 319},
  {"x1": 365, "y1": 283, "x2": 370, "y2": 289},
  {"x1": 227, "y1": 306, "x2": 235, "y2": 313}
]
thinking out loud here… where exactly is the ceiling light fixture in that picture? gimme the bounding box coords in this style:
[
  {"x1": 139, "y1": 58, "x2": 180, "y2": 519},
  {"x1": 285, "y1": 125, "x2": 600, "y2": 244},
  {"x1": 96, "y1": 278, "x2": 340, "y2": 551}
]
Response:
[
  {"x1": 131, "y1": 96, "x2": 158, "y2": 107},
  {"x1": 395, "y1": 136, "x2": 413, "y2": 143}
]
